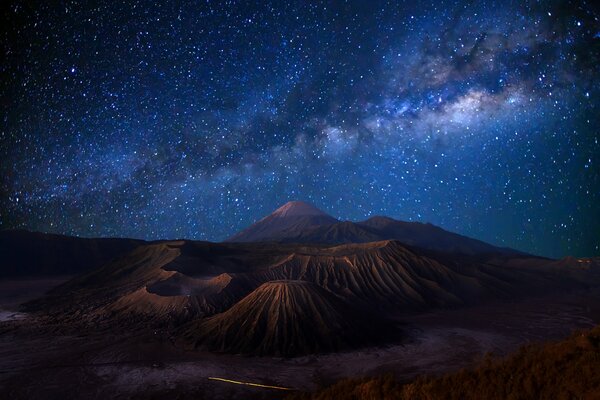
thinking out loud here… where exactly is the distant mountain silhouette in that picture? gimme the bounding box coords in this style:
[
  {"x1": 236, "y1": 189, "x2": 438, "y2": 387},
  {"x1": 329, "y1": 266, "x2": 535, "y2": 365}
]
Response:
[
  {"x1": 226, "y1": 202, "x2": 521, "y2": 256},
  {"x1": 0, "y1": 229, "x2": 144, "y2": 278}
]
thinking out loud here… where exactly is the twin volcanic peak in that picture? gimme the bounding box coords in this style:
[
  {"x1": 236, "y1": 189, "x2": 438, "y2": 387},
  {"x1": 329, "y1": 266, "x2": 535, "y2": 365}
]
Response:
[
  {"x1": 226, "y1": 200, "x2": 520, "y2": 256},
  {"x1": 4, "y1": 200, "x2": 555, "y2": 358}
]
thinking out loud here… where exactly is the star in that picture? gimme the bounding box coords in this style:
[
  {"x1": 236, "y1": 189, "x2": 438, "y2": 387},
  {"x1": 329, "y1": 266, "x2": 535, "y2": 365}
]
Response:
[{"x1": 0, "y1": 0, "x2": 598, "y2": 258}]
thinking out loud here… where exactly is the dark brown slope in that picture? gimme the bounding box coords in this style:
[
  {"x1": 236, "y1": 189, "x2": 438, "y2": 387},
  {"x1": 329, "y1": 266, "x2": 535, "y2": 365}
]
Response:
[
  {"x1": 180, "y1": 280, "x2": 395, "y2": 356},
  {"x1": 28, "y1": 239, "x2": 597, "y2": 331},
  {"x1": 20, "y1": 237, "x2": 600, "y2": 356},
  {"x1": 23, "y1": 242, "x2": 188, "y2": 320},
  {"x1": 25, "y1": 241, "x2": 257, "y2": 323},
  {"x1": 0, "y1": 229, "x2": 145, "y2": 278},
  {"x1": 238, "y1": 241, "x2": 559, "y2": 311},
  {"x1": 225, "y1": 201, "x2": 338, "y2": 242}
]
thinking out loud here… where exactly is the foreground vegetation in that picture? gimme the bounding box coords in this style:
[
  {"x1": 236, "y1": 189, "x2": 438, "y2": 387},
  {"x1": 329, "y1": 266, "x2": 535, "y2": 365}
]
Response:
[{"x1": 288, "y1": 326, "x2": 600, "y2": 400}]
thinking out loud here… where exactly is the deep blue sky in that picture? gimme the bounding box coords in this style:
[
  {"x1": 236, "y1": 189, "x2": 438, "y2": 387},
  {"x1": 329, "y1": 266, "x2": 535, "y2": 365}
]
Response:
[{"x1": 1, "y1": 0, "x2": 598, "y2": 258}]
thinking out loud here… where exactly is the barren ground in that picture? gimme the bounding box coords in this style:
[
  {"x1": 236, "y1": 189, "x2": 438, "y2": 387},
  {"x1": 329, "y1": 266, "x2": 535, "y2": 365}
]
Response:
[{"x1": 0, "y1": 279, "x2": 599, "y2": 400}]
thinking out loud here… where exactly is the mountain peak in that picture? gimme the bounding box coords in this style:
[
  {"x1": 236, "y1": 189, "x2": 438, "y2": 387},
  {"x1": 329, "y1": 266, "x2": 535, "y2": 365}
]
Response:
[
  {"x1": 225, "y1": 201, "x2": 337, "y2": 242},
  {"x1": 181, "y1": 279, "x2": 391, "y2": 356},
  {"x1": 271, "y1": 201, "x2": 330, "y2": 218}
]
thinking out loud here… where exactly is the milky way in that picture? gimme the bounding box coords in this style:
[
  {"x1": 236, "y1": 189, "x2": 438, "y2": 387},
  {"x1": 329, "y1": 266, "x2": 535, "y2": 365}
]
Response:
[{"x1": 1, "y1": 1, "x2": 599, "y2": 258}]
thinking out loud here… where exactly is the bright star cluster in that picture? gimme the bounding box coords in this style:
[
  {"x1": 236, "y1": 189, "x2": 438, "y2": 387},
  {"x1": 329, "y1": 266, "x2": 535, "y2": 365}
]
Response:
[{"x1": 1, "y1": 1, "x2": 598, "y2": 258}]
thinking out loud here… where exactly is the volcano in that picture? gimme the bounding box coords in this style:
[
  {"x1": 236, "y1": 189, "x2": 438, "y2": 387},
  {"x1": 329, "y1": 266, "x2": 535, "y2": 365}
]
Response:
[
  {"x1": 227, "y1": 202, "x2": 521, "y2": 256},
  {"x1": 6, "y1": 203, "x2": 598, "y2": 358},
  {"x1": 225, "y1": 201, "x2": 338, "y2": 242},
  {"x1": 180, "y1": 280, "x2": 393, "y2": 356},
  {"x1": 22, "y1": 237, "x2": 599, "y2": 357}
]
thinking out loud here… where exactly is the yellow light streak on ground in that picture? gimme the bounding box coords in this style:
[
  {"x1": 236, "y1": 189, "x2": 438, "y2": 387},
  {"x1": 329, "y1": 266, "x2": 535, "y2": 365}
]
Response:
[{"x1": 208, "y1": 376, "x2": 294, "y2": 391}]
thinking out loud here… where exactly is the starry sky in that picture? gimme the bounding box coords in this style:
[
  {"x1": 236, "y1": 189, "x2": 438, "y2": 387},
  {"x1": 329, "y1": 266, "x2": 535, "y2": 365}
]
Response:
[{"x1": 1, "y1": 0, "x2": 599, "y2": 258}]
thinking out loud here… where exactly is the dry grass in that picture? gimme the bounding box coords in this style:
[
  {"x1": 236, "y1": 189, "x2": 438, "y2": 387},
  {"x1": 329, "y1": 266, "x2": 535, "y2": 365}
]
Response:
[{"x1": 288, "y1": 325, "x2": 600, "y2": 400}]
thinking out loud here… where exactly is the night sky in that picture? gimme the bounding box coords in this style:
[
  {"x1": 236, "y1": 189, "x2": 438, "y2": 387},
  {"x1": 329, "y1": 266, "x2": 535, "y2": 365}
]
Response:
[{"x1": 1, "y1": 1, "x2": 598, "y2": 258}]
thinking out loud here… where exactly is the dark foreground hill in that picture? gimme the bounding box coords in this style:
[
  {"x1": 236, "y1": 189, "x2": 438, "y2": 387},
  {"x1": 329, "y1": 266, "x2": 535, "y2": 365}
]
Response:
[{"x1": 286, "y1": 324, "x2": 600, "y2": 400}]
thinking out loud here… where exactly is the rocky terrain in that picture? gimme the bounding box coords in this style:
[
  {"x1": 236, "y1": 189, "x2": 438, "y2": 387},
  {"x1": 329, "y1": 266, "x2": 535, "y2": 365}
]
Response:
[
  {"x1": 15, "y1": 236, "x2": 599, "y2": 357},
  {"x1": 181, "y1": 280, "x2": 394, "y2": 356},
  {"x1": 1, "y1": 202, "x2": 599, "y2": 398}
]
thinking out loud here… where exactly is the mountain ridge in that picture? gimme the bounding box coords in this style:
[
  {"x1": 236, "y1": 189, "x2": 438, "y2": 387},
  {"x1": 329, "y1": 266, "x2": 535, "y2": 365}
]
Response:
[
  {"x1": 13, "y1": 233, "x2": 600, "y2": 356},
  {"x1": 0, "y1": 229, "x2": 146, "y2": 278},
  {"x1": 225, "y1": 202, "x2": 523, "y2": 256}
]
